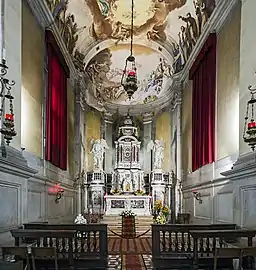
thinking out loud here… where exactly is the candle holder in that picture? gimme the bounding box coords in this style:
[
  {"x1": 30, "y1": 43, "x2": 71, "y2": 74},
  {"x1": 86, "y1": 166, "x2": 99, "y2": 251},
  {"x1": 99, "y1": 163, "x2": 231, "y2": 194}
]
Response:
[
  {"x1": 243, "y1": 83, "x2": 256, "y2": 151},
  {"x1": 0, "y1": 58, "x2": 16, "y2": 145},
  {"x1": 192, "y1": 189, "x2": 202, "y2": 204}
]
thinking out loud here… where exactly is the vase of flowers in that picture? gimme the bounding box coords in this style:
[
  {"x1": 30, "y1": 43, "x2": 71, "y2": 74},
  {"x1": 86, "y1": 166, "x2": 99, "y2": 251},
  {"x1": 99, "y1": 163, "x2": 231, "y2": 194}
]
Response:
[
  {"x1": 152, "y1": 200, "x2": 169, "y2": 224},
  {"x1": 120, "y1": 210, "x2": 136, "y2": 238}
]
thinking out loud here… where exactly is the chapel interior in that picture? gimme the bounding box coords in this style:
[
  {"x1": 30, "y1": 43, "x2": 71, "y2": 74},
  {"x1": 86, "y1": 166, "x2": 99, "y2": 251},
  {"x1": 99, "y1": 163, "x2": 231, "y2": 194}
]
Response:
[{"x1": 1, "y1": 0, "x2": 256, "y2": 269}]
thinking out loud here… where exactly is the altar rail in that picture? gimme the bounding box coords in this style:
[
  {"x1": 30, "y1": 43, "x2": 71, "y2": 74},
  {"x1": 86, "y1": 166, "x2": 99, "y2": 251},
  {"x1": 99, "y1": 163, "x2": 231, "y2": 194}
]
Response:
[
  {"x1": 151, "y1": 224, "x2": 249, "y2": 269},
  {"x1": 11, "y1": 224, "x2": 108, "y2": 269}
]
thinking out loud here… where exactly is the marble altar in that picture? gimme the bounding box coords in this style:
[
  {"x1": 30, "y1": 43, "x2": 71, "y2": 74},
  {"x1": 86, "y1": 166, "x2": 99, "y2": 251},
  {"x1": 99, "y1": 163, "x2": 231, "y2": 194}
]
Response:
[{"x1": 104, "y1": 195, "x2": 152, "y2": 216}]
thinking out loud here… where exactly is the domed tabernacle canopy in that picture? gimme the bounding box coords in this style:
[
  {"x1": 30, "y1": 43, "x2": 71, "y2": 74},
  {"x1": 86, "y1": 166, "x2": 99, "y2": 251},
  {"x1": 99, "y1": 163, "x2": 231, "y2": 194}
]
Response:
[{"x1": 123, "y1": 114, "x2": 133, "y2": 126}]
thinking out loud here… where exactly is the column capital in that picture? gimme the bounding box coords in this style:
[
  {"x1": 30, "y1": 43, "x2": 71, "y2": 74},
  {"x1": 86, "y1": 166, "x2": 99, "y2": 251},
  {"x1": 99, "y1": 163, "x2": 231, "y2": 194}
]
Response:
[
  {"x1": 170, "y1": 89, "x2": 182, "y2": 111},
  {"x1": 142, "y1": 112, "x2": 154, "y2": 124}
]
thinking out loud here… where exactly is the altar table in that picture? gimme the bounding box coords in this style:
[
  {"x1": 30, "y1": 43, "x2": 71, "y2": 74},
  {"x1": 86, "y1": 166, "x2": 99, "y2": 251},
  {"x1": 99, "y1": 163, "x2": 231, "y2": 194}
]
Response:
[{"x1": 104, "y1": 195, "x2": 152, "y2": 216}]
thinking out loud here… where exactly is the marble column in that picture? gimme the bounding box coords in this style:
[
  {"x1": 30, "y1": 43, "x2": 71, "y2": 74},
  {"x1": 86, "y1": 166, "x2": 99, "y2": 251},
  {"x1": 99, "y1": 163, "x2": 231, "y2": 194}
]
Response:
[
  {"x1": 104, "y1": 112, "x2": 113, "y2": 173},
  {"x1": 74, "y1": 80, "x2": 82, "y2": 176},
  {"x1": 239, "y1": 0, "x2": 256, "y2": 155},
  {"x1": 143, "y1": 112, "x2": 154, "y2": 173},
  {"x1": 4, "y1": 0, "x2": 22, "y2": 150}
]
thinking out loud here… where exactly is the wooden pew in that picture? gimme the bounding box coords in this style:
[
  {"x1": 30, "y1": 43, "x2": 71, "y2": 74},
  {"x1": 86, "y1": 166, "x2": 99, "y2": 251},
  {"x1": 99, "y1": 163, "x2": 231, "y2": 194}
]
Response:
[
  {"x1": 190, "y1": 229, "x2": 256, "y2": 270},
  {"x1": 11, "y1": 227, "x2": 108, "y2": 270},
  {"x1": 151, "y1": 223, "x2": 238, "y2": 269}
]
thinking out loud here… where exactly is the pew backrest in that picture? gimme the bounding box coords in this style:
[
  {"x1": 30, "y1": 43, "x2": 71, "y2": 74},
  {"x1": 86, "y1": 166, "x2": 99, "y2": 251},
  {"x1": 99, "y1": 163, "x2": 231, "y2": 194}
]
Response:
[{"x1": 152, "y1": 223, "x2": 238, "y2": 257}]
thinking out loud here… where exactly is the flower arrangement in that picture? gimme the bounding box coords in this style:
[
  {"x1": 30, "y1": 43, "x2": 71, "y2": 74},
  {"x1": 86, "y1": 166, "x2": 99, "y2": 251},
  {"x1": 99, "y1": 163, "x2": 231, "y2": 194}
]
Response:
[
  {"x1": 155, "y1": 213, "x2": 167, "y2": 224},
  {"x1": 134, "y1": 189, "x2": 145, "y2": 195},
  {"x1": 120, "y1": 210, "x2": 136, "y2": 217},
  {"x1": 153, "y1": 200, "x2": 169, "y2": 224}
]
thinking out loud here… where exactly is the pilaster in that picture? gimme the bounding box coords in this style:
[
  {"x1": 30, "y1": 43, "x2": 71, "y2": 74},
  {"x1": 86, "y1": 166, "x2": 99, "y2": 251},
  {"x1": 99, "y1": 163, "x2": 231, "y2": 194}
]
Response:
[
  {"x1": 74, "y1": 80, "x2": 82, "y2": 176},
  {"x1": 142, "y1": 112, "x2": 154, "y2": 173},
  {"x1": 103, "y1": 111, "x2": 113, "y2": 173},
  {"x1": 4, "y1": 0, "x2": 22, "y2": 150},
  {"x1": 239, "y1": 0, "x2": 256, "y2": 155}
]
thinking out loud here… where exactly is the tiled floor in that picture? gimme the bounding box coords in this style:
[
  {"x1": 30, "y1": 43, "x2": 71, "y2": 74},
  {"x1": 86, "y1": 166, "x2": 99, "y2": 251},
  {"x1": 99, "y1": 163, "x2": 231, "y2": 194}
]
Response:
[
  {"x1": 108, "y1": 254, "x2": 153, "y2": 269},
  {"x1": 108, "y1": 255, "x2": 122, "y2": 269}
]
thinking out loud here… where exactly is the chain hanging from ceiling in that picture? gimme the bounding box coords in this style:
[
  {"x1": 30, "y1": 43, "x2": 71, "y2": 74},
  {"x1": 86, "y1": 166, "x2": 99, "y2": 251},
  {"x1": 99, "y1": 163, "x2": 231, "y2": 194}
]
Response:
[{"x1": 120, "y1": 0, "x2": 138, "y2": 100}]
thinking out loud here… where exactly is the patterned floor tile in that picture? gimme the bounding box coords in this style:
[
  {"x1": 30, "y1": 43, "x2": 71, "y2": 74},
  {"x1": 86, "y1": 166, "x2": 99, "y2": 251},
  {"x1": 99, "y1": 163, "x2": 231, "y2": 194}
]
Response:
[
  {"x1": 142, "y1": 254, "x2": 153, "y2": 269},
  {"x1": 108, "y1": 254, "x2": 122, "y2": 269}
]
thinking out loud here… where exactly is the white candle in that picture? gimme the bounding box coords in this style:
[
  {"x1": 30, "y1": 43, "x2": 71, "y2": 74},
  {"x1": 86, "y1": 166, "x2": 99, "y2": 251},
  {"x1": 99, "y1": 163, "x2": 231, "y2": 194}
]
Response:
[{"x1": 2, "y1": 48, "x2": 6, "y2": 60}]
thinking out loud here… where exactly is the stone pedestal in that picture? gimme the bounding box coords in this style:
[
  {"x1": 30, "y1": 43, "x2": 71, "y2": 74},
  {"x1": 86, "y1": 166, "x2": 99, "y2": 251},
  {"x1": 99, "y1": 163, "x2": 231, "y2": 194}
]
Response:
[
  {"x1": 90, "y1": 171, "x2": 105, "y2": 213},
  {"x1": 122, "y1": 216, "x2": 136, "y2": 238},
  {"x1": 151, "y1": 170, "x2": 165, "y2": 206}
]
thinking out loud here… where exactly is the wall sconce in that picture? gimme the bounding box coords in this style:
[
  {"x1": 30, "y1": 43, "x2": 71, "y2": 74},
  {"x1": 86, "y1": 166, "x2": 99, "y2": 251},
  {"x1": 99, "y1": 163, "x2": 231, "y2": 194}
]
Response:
[
  {"x1": 192, "y1": 189, "x2": 202, "y2": 204},
  {"x1": 48, "y1": 184, "x2": 64, "y2": 203},
  {"x1": 0, "y1": 56, "x2": 17, "y2": 145}
]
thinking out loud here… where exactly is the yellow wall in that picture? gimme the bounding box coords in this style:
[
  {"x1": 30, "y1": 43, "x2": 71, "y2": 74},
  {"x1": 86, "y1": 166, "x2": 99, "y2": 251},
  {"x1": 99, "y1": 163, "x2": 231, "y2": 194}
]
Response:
[
  {"x1": 182, "y1": 80, "x2": 193, "y2": 174},
  {"x1": 67, "y1": 81, "x2": 75, "y2": 175},
  {"x1": 155, "y1": 111, "x2": 171, "y2": 171},
  {"x1": 216, "y1": 5, "x2": 241, "y2": 159},
  {"x1": 85, "y1": 111, "x2": 101, "y2": 171},
  {"x1": 21, "y1": 1, "x2": 44, "y2": 156}
]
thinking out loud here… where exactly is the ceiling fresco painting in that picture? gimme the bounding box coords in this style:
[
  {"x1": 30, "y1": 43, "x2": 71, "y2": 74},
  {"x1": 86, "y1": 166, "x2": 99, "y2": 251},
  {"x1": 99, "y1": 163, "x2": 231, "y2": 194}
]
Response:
[
  {"x1": 46, "y1": 0, "x2": 216, "y2": 110},
  {"x1": 85, "y1": 44, "x2": 173, "y2": 106}
]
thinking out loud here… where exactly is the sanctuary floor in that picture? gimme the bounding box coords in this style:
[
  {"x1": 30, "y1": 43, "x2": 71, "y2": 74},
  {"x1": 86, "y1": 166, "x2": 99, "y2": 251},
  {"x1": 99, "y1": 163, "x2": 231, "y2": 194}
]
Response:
[{"x1": 107, "y1": 237, "x2": 153, "y2": 269}]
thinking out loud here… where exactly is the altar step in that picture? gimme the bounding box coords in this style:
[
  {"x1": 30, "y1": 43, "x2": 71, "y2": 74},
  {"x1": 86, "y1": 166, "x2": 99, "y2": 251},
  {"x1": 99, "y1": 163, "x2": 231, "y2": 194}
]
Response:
[{"x1": 101, "y1": 215, "x2": 153, "y2": 237}]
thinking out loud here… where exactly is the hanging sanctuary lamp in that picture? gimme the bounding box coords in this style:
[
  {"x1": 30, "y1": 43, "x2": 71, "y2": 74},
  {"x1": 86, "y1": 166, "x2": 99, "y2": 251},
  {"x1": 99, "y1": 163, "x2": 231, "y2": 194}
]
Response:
[
  {"x1": 0, "y1": 52, "x2": 16, "y2": 145},
  {"x1": 243, "y1": 81, "x2": 256, "y2": 151},
  {"x1": 120, "y1": 0, "x2": 138, "y2": 100}
]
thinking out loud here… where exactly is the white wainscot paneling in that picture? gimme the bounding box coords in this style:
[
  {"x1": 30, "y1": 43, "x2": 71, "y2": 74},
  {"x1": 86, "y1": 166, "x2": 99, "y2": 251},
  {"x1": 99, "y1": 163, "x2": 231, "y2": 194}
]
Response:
[
  {"x1": 194, "y1": 194, "x2": 211, "y2": 220},
  {"x1": 242, "y1": 187, "x2": 256, "y2": 228},
  {"x1": 216, "y1": 192, "x2": 233, "y2": 223},
  {"x1": 28, "y1": 190, "x2": 44, "y2": 222},
  {"x1": 0, "y1": 182, "x2": 20, "y2": 230}
]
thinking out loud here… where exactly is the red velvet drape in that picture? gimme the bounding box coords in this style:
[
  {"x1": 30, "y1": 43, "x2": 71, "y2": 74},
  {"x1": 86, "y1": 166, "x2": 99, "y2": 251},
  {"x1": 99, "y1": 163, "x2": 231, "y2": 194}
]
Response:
[
  {"x1": 45, "y1": 31, "x2": 69, "y2": 170},
  {"x1": 189, "y1": 33, "x2": 217, "y2": 172}
]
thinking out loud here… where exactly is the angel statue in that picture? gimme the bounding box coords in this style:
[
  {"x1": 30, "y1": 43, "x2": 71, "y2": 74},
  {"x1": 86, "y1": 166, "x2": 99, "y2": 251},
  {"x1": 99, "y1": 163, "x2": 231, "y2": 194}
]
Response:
[
  {"x1": 90, "y1": 139, "x2": 109, "y2": 171},
  {"x1": 147, "y1": 140, "x2": 165, "y2": 170}
]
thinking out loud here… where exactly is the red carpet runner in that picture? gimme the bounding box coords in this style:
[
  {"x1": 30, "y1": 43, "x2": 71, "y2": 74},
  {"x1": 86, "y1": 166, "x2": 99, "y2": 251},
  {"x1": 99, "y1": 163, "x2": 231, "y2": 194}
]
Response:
[
  {"x1": 108, "y1": 237, "x2": 152, "y2": 254},
  {"x1": 122, "y1": 254, "x2": 146, "y2": 269}
]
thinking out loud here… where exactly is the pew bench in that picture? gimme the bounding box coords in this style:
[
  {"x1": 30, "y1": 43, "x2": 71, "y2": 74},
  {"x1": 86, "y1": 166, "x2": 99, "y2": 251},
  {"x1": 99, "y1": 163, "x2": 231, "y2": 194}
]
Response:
[
  {"x1": 151, "y1": 223, "x2": 241, "y2": 269},
  {"x1": 190, "y1": 229, "x2": 256, "y2": 270},
  {"x1": 11, "y1": 227, "x2": 108, "y2": 269}
]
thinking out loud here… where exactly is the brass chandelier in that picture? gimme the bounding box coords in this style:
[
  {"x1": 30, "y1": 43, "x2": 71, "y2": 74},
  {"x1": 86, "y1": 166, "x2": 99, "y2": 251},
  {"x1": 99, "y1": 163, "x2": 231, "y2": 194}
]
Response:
[{"x1": 120, "y1": 0, "x2": 138, "y2": 100}]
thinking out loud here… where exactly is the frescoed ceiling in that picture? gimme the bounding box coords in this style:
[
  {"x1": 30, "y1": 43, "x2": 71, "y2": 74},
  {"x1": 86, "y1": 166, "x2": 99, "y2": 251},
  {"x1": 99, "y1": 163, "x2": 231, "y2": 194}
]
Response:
[{"x1": 46, "y1": 0, "x2": 216, "y2": 111}]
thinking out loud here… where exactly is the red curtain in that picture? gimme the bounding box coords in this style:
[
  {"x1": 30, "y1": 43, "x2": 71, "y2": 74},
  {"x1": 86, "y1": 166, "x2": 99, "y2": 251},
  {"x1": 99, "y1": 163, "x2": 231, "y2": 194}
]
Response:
[
  {"x1": 45, "y1": 30, "x2": 69, "y2": 170},
  {"x1": 189, "y1": 33, "x2": 217, "y2": 172}
]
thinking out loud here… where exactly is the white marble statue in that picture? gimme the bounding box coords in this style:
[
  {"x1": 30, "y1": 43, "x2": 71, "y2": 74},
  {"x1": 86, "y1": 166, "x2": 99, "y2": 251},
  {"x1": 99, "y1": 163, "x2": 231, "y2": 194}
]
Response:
[
  {"x1": 90, "y1": 139, "x2": 109, "y2": 171},
  {"x1": 147, "y1": 140, "x2": 165, "y2": 170}
]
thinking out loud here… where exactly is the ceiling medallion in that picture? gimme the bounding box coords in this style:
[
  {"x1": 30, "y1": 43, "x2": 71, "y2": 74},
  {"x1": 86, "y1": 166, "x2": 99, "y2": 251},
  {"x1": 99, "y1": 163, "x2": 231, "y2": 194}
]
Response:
[{"x1": 120, "y1": 0, "x2": 138, "y2": 100}]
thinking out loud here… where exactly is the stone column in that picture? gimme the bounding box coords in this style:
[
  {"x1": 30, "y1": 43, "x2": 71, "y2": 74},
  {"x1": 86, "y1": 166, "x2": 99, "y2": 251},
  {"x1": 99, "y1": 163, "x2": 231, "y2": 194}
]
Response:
[
  {"x1": 74, "y1": 80, "x2": 82, "y2": 175},
  {"x1": 239, "y1": 0, "x2": 256, "y2": 155},
  {"x1": 104, "y1": 112, "x2": 113, "y2": 173},
  {"x1": 173, "y1": 90, "x2": 182, "y2": 216},
  {"x1": 142, "y1": 112, "x2": 154, "y2": 173},
  {"x1": 4, "y1": 0, "x2": 22, "y2": 150}
]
